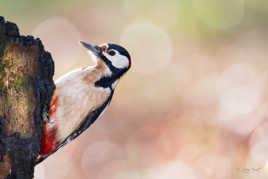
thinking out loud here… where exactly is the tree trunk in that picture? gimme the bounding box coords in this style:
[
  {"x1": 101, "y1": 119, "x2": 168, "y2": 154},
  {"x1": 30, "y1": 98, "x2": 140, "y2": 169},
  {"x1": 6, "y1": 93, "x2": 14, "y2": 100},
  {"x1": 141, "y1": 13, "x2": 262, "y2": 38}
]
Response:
[{"x1": 0, "y1": 17, "x2": 55, "y2": 179}]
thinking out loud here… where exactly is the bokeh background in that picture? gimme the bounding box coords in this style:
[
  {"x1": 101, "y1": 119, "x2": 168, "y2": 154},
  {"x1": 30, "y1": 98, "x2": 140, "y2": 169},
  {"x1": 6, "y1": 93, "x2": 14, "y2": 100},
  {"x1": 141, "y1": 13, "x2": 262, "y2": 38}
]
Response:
[{"x1": 2, "y1": 0, "x2": 268, "y2": 178}]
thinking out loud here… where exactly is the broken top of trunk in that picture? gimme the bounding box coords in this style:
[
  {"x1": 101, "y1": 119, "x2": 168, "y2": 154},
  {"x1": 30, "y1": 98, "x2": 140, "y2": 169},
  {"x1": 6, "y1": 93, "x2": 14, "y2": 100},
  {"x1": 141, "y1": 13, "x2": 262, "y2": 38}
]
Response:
[{"x1": 0, "y1": 16, "x2": 55, "y2": 179}]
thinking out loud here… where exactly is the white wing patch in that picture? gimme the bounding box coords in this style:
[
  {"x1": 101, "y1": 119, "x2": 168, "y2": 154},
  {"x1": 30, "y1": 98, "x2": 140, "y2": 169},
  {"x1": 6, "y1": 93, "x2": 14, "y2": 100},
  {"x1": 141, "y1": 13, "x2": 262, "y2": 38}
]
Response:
[{"x1": 103, "y1": 52, "x2": 129, "y2": 69}]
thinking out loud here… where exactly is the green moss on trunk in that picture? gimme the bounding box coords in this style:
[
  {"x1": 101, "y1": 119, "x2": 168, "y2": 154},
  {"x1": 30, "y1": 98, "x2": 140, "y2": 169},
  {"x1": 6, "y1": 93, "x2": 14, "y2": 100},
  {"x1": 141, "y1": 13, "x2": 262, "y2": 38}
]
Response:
[
  {"x1": 0, "y1": 44, "x2": 38, "y2": 138},
  {"x1": 0, "y1": 16, "x2": 55, "y2": 179}
]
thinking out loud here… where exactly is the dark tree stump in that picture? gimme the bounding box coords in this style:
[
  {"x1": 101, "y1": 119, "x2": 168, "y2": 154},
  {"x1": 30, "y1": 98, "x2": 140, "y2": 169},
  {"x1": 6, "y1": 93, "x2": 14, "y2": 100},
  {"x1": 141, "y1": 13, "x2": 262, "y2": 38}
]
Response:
[{"x1": 0, "y1": 17, "x2": 55, "y2": 179}]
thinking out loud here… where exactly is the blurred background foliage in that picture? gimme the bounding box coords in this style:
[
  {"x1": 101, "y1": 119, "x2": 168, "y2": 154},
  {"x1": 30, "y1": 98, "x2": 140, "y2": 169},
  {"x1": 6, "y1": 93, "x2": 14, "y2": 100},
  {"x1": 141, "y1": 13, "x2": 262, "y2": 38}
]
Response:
[
  {"x1": 2, "y1": 0, "x2": 268, "y2": 36},
  {"x1": 2, "y1": 0, "x2": 268, "y2": 179}
]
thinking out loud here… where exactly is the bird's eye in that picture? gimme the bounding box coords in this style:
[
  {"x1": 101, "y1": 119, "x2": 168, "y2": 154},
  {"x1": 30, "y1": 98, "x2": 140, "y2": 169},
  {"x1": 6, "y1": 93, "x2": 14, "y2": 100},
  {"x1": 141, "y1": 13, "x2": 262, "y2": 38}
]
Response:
[{"x1": 108, "y1": 50, "x2": 116, "y2": 56}]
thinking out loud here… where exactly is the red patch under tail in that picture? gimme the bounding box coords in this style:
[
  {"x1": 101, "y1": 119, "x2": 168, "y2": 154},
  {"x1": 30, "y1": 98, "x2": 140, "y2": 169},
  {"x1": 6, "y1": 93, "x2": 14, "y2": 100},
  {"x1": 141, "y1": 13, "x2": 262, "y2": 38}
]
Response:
[
  {"x1": 40, "y1": 123, "x2": 55, "y2": 155},
  {"x1": 40, "y1": 95, "x2": 58, "y2": 155}
]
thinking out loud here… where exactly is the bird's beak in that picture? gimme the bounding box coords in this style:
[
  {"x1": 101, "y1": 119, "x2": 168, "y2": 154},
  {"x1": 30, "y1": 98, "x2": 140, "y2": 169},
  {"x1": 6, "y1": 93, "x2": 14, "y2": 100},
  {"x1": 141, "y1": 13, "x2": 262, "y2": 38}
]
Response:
[{"x1": 80, "y1": 41, "x2": 102, "y2": 57}]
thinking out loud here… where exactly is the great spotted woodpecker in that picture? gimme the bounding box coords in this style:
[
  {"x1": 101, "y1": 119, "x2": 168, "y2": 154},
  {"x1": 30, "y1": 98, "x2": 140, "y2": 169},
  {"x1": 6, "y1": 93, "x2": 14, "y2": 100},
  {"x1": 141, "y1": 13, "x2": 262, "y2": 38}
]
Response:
[{"x1": 36, "y1": 42, "x2": 131, "y2": 164}]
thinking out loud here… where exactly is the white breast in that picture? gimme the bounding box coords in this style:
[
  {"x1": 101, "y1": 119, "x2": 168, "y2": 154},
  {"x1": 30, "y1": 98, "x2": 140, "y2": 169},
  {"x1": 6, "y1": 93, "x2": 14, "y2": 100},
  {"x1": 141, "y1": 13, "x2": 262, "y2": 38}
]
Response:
[{"x1": 50, "y1": 69, "x2": 111, "y2": 142}]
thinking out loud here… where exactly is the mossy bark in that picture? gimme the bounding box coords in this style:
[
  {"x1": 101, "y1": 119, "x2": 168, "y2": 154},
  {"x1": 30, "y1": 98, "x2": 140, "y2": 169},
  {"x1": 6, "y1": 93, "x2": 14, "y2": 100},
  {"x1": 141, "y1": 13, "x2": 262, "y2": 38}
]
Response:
[{"x1": 0, "y1": 17, "x2": 55, "y2": 179}]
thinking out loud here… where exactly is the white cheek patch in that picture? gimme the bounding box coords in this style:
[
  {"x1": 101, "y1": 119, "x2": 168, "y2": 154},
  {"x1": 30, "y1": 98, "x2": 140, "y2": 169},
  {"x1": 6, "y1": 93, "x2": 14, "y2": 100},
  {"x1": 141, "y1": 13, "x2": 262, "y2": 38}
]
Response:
[
  {"x1": 104, "y1": 53, "x2": 129, "y2": 69},
  {"x1": 103, "y1": 68, "x2": 112, "y2": 77}
]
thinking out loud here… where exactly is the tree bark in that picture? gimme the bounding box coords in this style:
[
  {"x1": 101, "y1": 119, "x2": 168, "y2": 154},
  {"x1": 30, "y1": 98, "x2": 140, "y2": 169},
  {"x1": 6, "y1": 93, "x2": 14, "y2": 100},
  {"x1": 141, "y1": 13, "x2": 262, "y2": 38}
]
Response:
[{"x1": 0, "y1": 17, "x2": 55, "y2": 179}]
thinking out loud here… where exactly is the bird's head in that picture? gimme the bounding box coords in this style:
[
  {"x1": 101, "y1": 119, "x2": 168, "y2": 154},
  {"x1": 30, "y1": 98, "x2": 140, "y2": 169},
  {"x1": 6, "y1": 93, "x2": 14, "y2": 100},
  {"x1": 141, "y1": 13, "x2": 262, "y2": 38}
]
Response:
[{"x1": 80, "y1": 41, "x2": 131, "y2": 77}]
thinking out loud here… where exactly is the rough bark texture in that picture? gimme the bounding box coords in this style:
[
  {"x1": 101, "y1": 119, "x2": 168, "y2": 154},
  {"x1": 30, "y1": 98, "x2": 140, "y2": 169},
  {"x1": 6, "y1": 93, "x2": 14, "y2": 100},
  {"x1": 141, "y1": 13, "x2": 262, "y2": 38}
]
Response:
[{"x1": 0, "y1": 17, "x2": 55, "y2": 179}]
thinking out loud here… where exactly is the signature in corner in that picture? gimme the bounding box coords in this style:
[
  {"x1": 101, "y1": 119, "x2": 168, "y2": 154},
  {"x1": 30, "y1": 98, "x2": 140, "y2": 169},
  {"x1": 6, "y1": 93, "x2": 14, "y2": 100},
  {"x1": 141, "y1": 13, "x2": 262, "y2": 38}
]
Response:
[{"x1": 236, "y1": 167, "x2": 262, "y2": 174}]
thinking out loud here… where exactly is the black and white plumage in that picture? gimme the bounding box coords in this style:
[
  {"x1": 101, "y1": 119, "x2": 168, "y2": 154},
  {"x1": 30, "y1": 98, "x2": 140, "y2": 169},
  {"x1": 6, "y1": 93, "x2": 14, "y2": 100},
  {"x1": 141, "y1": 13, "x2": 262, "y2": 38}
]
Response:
[{"x1": 36, "y1": 42, "x2": 131, "y2": 164}]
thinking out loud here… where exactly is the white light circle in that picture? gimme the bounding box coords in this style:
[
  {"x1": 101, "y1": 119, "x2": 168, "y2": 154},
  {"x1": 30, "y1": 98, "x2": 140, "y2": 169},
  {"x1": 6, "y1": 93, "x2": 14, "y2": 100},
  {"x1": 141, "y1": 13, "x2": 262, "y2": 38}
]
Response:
[
  {"x1": 120, "y1": 22, "x2": 173, "y2": 75},
  {"x1": 248, "y1": 140, "x2": 268, "y2": 168},
  {"x1": 194, "y1": 155, "x2": 231, "y2": 179},
  {"x1": 32, "y1": 17, "x2": 82, "y2": 77},
  {"x1": 217, "y1": 64, "x2": 262, "y2": 114},
  {"x1": 216, "y1": 64, "x2": 263, "y2": 135},
  {"x1": 248, "y1": 123, "x2": 268, "y2": 169},
  {"x1": 143, "y1": 160, "x2": 200, "y2": 179}
]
